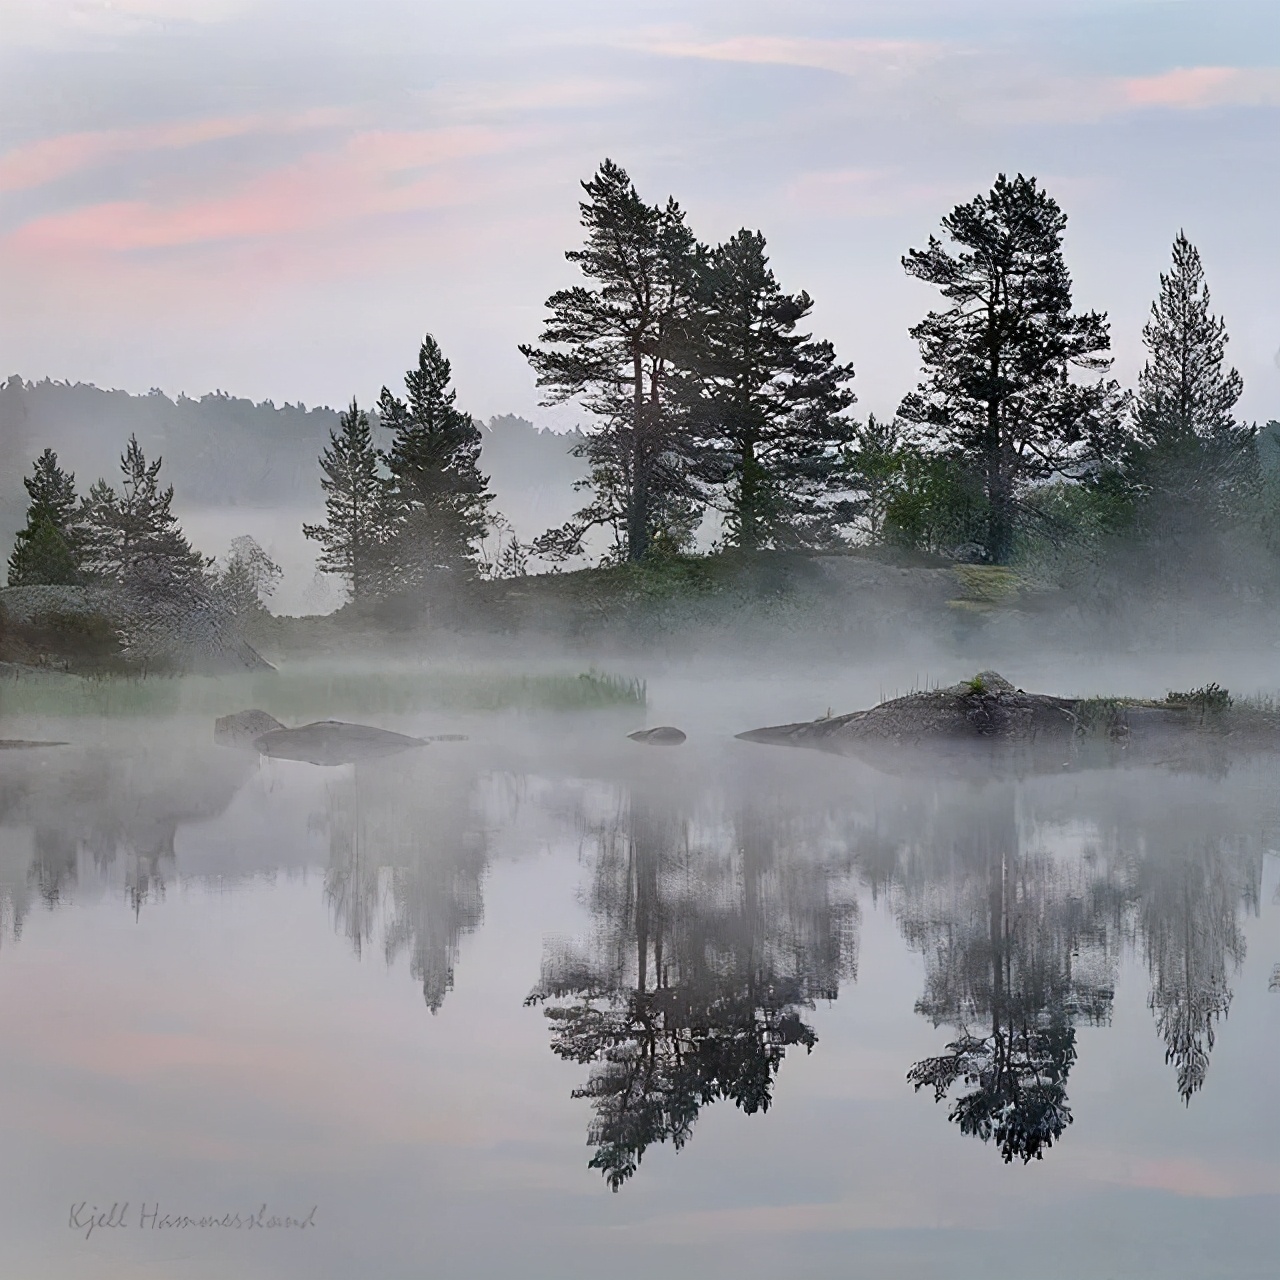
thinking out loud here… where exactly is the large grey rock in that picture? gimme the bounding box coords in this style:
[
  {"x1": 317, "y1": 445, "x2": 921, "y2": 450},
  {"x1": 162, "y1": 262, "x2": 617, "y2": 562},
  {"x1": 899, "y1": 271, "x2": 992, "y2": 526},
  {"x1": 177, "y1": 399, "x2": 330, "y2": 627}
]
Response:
[
  {"x1": 627, "y1": 726, "x2": 687, "y2": 746},
  {"x1": 253, "y1": 720, "x2": 427, "y2": 766}
]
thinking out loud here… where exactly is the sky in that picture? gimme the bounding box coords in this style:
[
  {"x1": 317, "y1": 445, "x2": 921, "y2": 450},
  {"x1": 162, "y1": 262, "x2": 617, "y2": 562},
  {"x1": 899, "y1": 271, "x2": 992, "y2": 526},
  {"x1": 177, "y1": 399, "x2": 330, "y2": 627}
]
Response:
[{"x1": 1, "y1": 0, "x2": 1279, "y2": 427}]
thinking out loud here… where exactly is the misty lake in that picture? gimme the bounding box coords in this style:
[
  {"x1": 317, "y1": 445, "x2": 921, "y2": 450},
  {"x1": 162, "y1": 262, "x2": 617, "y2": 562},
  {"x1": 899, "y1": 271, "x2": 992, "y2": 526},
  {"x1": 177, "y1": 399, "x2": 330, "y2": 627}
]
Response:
[{"x1": 2, "y1": 663, "x2": 1279, "y2": 1280}]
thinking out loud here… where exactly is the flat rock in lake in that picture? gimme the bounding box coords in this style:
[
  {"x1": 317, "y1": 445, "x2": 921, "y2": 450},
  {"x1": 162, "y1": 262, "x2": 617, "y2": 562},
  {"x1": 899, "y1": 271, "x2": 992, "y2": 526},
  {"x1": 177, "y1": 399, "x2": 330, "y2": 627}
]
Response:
[
  {"x1": 253, "y1": 720, "x2": 427, "y2": 767},
  {"x1": 628, "y1": 726, "x2": 687, "y2": 746},
  {"x1": 736, "y1": 670, "x2": 1280, "y2": 776}
]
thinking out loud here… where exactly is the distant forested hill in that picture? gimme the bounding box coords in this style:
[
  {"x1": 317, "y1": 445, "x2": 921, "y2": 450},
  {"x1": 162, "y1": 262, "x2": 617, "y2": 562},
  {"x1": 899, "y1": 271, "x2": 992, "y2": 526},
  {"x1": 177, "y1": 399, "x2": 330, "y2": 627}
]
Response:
[{"x1": 0, "y1": 377, "x2": 585, "y2": 537}]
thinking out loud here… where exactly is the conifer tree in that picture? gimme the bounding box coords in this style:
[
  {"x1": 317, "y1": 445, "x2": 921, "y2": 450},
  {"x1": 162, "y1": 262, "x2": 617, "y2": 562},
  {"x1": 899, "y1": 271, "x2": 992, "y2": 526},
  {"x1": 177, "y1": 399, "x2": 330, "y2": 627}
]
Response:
[
  {"x1": 303, "y1": 399, "x2": 387, "y2": 602},
  {"x1": 84, "y1": 435, "x2": 207, "y2": 588},
  {"x1": 683, "y1": 230, "x2": 856, "y2": 550},
  {"x1": 900, "y1": 174, "x2": 1125, "y2": 563},
  {"x1": 522, "y1": 159, "x2": 700, "y2": 562},
  {"x1": 1125, "y1": 232, "x2": 1255, "y2": 531},
  {"x1": 7, "y1": 448, "x2": 84, "y2": 585},
  {"x1": 377, "y1": 335, "x2": 492, "y2": 591}
]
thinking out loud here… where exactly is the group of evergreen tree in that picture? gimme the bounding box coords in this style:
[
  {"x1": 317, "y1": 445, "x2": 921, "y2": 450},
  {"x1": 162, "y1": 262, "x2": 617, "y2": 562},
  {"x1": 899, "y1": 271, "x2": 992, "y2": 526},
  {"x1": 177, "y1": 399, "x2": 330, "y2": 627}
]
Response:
[
  {"x1": 303, "y1": 335, "x2": 492, "y2": 604},
  {"x1": 522, "y1": 160, "x2": 1267, "y2": 576},
  {"x1": 7, "y1": 436, "x2": 279, "y2": 616},
  {"x1": 522, "y1": 159, "x2": 858, "y2": 562}
]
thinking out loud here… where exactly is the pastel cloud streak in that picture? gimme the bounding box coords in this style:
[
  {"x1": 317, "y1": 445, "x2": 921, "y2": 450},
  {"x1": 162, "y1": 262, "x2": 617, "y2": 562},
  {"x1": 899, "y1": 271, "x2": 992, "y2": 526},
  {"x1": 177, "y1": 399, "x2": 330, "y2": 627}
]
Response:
[{"x1": 0, "y1": 108, "x2": 351, "y2": 194}]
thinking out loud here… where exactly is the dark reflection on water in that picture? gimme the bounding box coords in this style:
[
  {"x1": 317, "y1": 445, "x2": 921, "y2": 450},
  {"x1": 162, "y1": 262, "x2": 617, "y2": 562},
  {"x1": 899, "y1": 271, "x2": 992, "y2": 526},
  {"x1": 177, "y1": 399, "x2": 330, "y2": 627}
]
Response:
[
  {"x1": 525, "y1": 779, "x2": 859, "y2": 1188},
  {"x1": 0, "y1": 731, "x2": 1275, "y2": 1184},
  {"x1": 320, "y1": 761, "x2": 489, "y2": 1011}
]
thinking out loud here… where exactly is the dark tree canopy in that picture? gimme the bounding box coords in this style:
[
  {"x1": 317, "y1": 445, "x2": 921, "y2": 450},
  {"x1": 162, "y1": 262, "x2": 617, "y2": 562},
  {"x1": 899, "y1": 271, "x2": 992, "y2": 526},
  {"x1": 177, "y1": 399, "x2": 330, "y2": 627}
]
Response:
[
  {"x1": 8, "y1": 448, "x2": 84, "y2": 586},
  {"x1": 900, "y1": 173, "x2": 1125, "y2": 563},
  {"x1": 303, "y1": 399, "x2": 387, "y2": 602},
  {"x1": 684, "y1": 230, "x2": 856, "y2": 551},
  {"x1": 1124, "y1": 232, "x2": 1256, "y2": 536},
  {"x1": 522, "y1": 159, "x2": 700, "y2": 563},
  {"x1": 378, "y1": 334, "x2": 493, "y2": 589}
]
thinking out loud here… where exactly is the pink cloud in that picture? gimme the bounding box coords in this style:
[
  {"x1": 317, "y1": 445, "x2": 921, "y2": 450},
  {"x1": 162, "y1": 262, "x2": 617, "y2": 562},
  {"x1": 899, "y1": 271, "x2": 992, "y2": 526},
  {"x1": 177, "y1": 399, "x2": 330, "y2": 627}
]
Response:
[
  {"x1": 1121, "y1": 66, "x2": 1280, "y2": 110},
  {"x1": 6, "y1": 125, "x2": 513, "y2": 255},
  {"x1": 0, "y1": 108, "x2": 352, "y2": 194},
  {"x1": 630, "y1": 33, "x2": 942, "y2": 77}
]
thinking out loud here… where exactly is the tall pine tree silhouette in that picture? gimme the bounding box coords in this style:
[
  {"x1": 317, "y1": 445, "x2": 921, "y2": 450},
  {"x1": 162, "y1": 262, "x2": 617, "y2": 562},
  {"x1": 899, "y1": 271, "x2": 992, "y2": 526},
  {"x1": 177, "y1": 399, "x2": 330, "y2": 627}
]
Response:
[
  {"x1": 522, "y1": 159, "x2": 700, "y2": 562},
  {"x1": 900, "y1": 174, "x2": 1124, "y2": 563},
  {"x1": 683, "y1": 229, "x2": 856, "y2": 551},
  {"x1": 303, "y1": 398, "x2": 387, "y2": 602},
  {"x1": 378, "y1": 335, "x2": 492, "y2": 591},
  {"x1": 1125, "y1": 232, "x2": 1255, "y2": 536}
]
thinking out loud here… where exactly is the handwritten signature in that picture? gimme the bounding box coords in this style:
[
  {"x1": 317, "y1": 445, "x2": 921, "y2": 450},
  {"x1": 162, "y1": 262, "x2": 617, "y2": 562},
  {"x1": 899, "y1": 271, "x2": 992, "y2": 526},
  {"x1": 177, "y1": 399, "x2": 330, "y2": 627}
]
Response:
[{"x1": 69, "y1": 1202, "x2": 317, "y2": 1240}]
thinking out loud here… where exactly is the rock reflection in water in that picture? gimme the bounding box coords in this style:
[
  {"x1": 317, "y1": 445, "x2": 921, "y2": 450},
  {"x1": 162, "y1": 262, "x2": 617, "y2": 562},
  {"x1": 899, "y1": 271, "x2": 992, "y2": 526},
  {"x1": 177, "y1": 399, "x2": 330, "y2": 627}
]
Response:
[{"x1": 527, "y1": 777, "x2": 859, "y2": 1189}]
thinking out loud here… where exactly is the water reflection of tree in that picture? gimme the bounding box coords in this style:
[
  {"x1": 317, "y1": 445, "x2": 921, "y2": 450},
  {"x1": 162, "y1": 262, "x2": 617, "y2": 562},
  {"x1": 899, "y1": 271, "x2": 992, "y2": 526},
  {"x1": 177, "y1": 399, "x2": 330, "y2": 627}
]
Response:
[
  {"x1": 1119, "y1": 796, "x2": 1263, "y2": 1104},
  {"x1": 891, "y1": 787, "x2": 1122, "y2": 1163},
  {"x1": 321, "y1": 757, "x2": 488, "y2": 1012},
  {"x1": 0, "y1": 742, "x2": 253, "y2": 936},
  {"x1": 528, "y1": 785, "x2": 858, "y2": 1189}
]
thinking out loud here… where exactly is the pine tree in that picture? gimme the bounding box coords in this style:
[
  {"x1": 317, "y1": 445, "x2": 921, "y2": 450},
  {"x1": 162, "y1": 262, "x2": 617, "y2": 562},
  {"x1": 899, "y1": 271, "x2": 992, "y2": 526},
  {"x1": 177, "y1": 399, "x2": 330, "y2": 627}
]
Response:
[
  {"x1": 83, "y1": 435, "x2": 207, "y2": 589},
  {"x1": 1125, "y1": 232, "x2": 1254, "y2": 533},
  {"x1": 7, "y1": 448, "x2": 85, "y2": 585},
  {"x1": 900, "y1": 174, "x2": 1125, "y2": 564},
  {"x1": 522, "y1": 159, "x2": 700, "y2": 562},
  {"x1": 303, "y1": 399, "x2": 387, "y2": 602},
  {"x1": 683, "y1": 230, "x2": 856, "y2": 551},
  {"x1": 377, "y1": 335, "x2": 493, "y2": 590}
]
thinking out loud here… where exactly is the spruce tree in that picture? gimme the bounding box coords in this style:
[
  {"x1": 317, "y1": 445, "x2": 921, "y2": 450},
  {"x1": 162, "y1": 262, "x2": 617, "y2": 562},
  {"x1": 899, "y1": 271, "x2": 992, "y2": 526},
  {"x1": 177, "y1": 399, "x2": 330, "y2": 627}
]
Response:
[
  {"x1": 900, "y1": 174, "x2": 1125, "y2": 563},
  {"x1": 7, "y1": 448, "x2": 84, "y2": 585},
  {"x1": 1125, "y1": 232, "x2": 1254, "y2": 533},
  {"x1": 522, "y1": 159, "x2": 700, "y2": 562},
  {"x1": 378, "y1": 335, "x2": 492, "y2": 590},
  {"x1": 303, "y1": 399, "x2": 387, "y2": 602},
  {"x1": 84, "y1": 435, "x2": 207, "y2": 589},
  {"x1": 683, "y1": 230, "x2": 856, "y2": 551}
]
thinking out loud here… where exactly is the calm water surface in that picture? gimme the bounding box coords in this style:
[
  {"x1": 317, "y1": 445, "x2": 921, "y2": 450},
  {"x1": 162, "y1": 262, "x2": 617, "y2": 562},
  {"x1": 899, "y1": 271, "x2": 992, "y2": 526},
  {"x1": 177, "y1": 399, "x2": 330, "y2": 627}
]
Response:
[{"x1": 2, "y1": 674, "x2": 1279, "y2": 1280}]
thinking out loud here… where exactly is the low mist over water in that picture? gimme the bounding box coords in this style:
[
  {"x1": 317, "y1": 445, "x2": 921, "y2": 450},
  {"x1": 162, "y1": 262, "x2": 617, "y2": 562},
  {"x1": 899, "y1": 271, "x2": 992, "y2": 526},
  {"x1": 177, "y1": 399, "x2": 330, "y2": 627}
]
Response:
[{"x1": 0, "y1": 664, "x2": 1278, "y2": 1280}]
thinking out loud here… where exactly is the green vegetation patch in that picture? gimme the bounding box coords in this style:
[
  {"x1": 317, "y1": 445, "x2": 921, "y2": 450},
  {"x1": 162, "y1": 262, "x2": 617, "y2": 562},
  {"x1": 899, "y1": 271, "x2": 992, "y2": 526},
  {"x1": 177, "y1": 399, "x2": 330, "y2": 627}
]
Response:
[{"x1": 0, "y1": 666, "x2": 647, "y2": 719}]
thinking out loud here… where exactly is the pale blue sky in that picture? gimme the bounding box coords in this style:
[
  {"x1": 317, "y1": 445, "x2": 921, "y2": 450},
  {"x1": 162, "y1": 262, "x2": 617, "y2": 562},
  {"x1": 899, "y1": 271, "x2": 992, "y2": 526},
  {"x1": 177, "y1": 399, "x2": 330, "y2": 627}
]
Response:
[{"x1": 1, "y1": 0, "x2": 1278, "y2": 425}]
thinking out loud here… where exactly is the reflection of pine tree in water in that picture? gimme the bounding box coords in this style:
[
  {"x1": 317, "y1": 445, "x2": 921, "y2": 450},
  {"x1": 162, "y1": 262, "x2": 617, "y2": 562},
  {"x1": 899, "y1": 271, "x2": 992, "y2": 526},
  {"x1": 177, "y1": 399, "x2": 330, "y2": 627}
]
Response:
[
  {"x1": 895, "y1": 788, "x2": 1122, "y2": 1163},
  {"x1": 0, "y1": 743, "x2": 250, "y2": 937},
  {"x1": 528, "y1": 787, "x2": 858, "y2": 1189},
  {"x1": 322, "y1": 759, "x2": 487, "y2": 1012},
  {"x1": 1134, "y1": 834, "x2": 1258, "y2": 1103}
]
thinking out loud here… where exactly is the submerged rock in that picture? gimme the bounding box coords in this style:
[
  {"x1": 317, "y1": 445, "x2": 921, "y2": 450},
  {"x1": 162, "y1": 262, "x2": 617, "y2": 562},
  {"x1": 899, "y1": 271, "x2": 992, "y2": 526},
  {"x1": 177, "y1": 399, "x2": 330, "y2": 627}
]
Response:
[
  {"x1": 215, "y1": 709, "x2": 286, "y2": 749},
  {"x1": 253, "y1": 720, "x2": 427, "y2": 766},
  {"x1": 628, "y1": 726, "x2": 687, "y2": 746}
]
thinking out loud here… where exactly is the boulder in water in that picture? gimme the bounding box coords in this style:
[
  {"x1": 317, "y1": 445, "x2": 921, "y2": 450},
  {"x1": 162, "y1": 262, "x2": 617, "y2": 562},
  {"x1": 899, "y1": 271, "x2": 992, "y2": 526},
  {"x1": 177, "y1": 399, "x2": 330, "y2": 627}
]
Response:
[
  {"x1": 253, "y1": 720, "x2": 427, "y2": 766},
  {"x1": 215, "y1": 709, "x2": 286, "y2": 749},
  {"x1": 627, "y1": 726, "x2": 687, "y2": 746}
]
